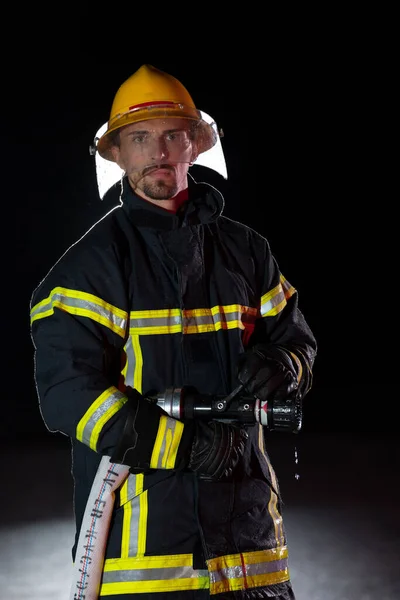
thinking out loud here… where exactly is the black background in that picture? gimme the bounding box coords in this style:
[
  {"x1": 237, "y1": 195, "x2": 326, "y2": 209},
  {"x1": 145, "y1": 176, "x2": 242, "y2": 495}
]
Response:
[
  {"x1": 1, "y1": 15, "x2": 399, "y2": 599},
  {"x1": 2, "y1": 11, "x2": 397, "y2": 439}
]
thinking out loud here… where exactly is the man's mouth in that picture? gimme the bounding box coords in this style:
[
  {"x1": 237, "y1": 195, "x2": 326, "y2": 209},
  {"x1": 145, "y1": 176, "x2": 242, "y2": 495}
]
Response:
[{"x1": 144, "y1": 164, "x2": 174, "y2": 176}]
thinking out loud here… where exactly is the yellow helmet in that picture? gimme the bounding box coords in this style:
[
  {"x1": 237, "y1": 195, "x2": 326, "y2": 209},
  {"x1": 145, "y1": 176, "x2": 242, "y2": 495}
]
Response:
[{"x1": 97, "y1": 64, "x2": 218, "y2": 162}]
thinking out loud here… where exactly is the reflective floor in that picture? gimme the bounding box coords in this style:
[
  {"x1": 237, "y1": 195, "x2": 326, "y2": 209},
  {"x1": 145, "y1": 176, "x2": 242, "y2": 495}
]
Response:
[{"x1": 0, "y1": 431, "x2": 399, "y2": 600}]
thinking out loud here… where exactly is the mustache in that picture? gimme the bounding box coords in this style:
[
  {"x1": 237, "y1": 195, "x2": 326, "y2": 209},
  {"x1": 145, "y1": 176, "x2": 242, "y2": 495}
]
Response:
[{"x1": 142, "y1": 163, "x2": 175, "y2": 176}]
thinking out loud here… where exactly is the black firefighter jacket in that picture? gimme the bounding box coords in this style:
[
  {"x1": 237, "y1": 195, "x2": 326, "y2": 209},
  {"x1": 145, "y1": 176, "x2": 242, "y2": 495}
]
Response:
[{"x1": 30, "y1": 176, "x2": 317, "y2": 599}]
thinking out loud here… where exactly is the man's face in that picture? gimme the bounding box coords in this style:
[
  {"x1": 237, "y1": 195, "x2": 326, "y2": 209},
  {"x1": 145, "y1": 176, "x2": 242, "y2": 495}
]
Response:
[{"x1": 111, "y1": 118, "x2": 197, "y2": 201}]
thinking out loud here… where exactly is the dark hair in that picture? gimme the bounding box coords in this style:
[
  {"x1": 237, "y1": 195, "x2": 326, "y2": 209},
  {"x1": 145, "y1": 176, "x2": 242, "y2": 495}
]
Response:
[{"x1": 107, "y1": 129, "x2": 121, "y2": 148}]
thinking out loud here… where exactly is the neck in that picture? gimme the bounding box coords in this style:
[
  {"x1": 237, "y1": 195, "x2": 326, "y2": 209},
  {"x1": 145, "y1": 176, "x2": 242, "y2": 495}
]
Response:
[{"x1": 135, "y1": 188, "x2": 189, "y2": 213}]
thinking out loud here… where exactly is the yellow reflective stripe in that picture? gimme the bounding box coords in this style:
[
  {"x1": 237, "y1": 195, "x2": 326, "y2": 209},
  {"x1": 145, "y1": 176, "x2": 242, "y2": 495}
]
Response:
[
  {"x1": 131, "y1": 309, "x2": 182, "y2": 319},
  {"x1": 129, "y1": 304, "x2": 257, "y2": 335},
  {"x1": 261, "y1": 275, "x2": 297, "y2": 318},
  {"x1": 100, "y1": 577, "x2": 210, "y2": 595},
  {"x1": 207, "y1": 547, "x2": 289, "y2": 595},
  {"x1": 184, "y1": 320, "x2": 243, "y2": 334},
  {"x1": 129, "y1": 308, "x2": 181, "y2": 335},
  {"x1": 281, "y1": 274, "x2": 296, "y2": 300},
  {"x1": 137, "y1": 475, "x2": 147, "y2": 556},
  {"x1": 263, "y1": 298, "x2": 286, "y2": 317},
  {"x1": 162, "y1": 428, "x2": 173, "y2": 468},
  {"x1": 76, "y1": 387, "x2": 128, "y2": 451},
  {"x1": 121, "y1": 345, "x2": 129, "y2": 380},
  {"x1": 101, "y1": 555, "x2": 209, "y2": 595},
  {"x1": 150, "y1": 416, "x2": 184, "y2": 469},
  {"x1": 150, "y1": 416, "x2": 167, "y2": 468},
  {"x1": 165, "y1": 421, "x2": 184, "y2": 468},
  {"x1": 105, "y1": 554, "x2": 196, "y2": 569},
  {"x1": 289, "y1": 351, "x2": 303, "y2": 383},
  {"x1": 261, "y1": 283, "x2": 281, "y2": 305},
  {"x1": 130, "y1": 324, "x2": 183, "y2": 335},
  {"x1": 100, "y1": 550, "x2": 288, "y2": 595},
  {"x1": 120, "y1": 479, "x2": 131, "y2": 559},
  {"x1": 243, "y1": 547, "x2": 288, "y2": 564},
  {"x1": 207, "y1": 546, "x2": 288, "y2": 570},
  {"x1": 184, "y1": 305, "x2": 253, "y2": 333},
  {"x1": 258, "y1": 426, "x2": 284, "y2": 546},
  {"x1": 131, "y1": 334, "x2": 143, "y2": 393},
  {"x1": 186, "y1": 304, "x2": 252, "y2": 317},
  {"x1": 209, "y1": 570, "x2": 289, "y2": 595},
  {"x1": 88, "y1": 395, "x2": 125, "y2": 452},
  {"x1": 30, "y1": 286, "x2": 128, "y2": 337},
  {"x1": 268, "y1": 484, "x2": 284, "y2": 545},
  {"x1": 260, "y1": 283, "x2": 285, "y2": 317},
  {"x1": 120, "y1": 338, "x2": 147, "y2": 558},
  {"x1": 121, "y1": 474, "x2": 147, "y2": 558}
]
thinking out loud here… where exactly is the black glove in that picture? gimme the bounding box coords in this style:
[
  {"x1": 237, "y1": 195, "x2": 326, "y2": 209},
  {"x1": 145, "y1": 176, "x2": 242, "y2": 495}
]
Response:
[
  {"x1": 237, "y1": 344, "x2": 299, "y2": 403},
  {"x1": 186, "y1": 420, "x2": 248, "y2": 480}
]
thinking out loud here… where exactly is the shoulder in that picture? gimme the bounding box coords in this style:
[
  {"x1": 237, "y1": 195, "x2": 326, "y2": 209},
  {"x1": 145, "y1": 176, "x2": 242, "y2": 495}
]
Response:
[
  {"x1": 30, "y1": 205, "x2": 127, "y2": 304},
  {"x1": 216, "y1": 216, "x2": 271, "y2": 250},
  {"x1": 55, "y1": 205, "x2": 125, "y2": 265}
]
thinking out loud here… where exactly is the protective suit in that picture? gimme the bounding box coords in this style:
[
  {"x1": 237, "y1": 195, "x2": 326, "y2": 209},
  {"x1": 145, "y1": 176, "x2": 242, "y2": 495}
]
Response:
[{"x1": 30, "y1": 65, "x2": 317, "y2": 599}]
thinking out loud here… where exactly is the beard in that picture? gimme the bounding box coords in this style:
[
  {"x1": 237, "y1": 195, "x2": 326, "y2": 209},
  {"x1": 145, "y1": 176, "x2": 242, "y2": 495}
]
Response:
[
  {"x1": 129, "y1": 164, "x2": 180, "y2": 200},
  {"x1": 140, "y1": 177, "x2": 178, "y2": 200}
]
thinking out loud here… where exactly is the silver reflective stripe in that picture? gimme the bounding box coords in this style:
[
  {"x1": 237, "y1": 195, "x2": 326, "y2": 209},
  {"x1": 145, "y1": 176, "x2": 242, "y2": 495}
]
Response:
[
  {"x1": 77, "y1": 387, "x2": 127, "y2": 450},
  {"x1": 123, "y1": 336, "x2": 136, "y2": 388},
  {"x1": 281, "y1": 276, "x2": 295, "y2": 297},
  {"x1": 127, "y1": 475, "x2": 141, "y2": 557},
  {"x1": 184, "y1": 312, "x2": 239, "y2": 327},
  {"x1": 120, "y1": 473, "x2": 147, "y2": 559},
  {"x1": 207, "y1": 547, "x2": 290, "y2": 594},
  {"x1": 129, "y1": 305, "x2": 258, "y2": 334},
  {"x1": 209, "y1": 558, "x2": 288, "y2": 583},
  {"x1": 131, "y1": 315, "x2": 182, "y2": 328},
  {"x1": 260, "y1": 288, "x2": 286, "y2": 316},
  {"x1": 153, "y1": 417, "x2": 177, "y2": 469},
  {"x1": 260, "y1": 275, "x2": 296, "y2": 318},
  {"x1": 152, "y1": 417, "x2": 182, "y2": 469},
  {"x1": 102, "y1": 566, "x2": 209, "y2": 583},
  {"x1": 30, "y1": 287, "x2": 128, "y2": 337}
]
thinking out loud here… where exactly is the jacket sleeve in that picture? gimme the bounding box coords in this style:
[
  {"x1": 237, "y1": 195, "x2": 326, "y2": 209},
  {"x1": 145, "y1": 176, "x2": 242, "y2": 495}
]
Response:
[
  {"x1": 29, "y1": 243, "x2": 189, "y2": 469},
  {"x1": 249, "y1": 234, "x2": 317, "y2": 400}
]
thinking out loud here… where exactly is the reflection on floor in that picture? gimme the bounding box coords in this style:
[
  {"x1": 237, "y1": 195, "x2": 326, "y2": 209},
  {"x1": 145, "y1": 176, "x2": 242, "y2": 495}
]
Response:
[{"x1": 0, "y1": 431, "x2": 399, "y2": 600}]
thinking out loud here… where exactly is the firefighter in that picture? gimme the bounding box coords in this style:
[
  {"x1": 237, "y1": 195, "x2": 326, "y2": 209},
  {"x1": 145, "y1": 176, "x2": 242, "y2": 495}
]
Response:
[{"x1": 30, "y1": 64, "x2": 317, "y2": 599}]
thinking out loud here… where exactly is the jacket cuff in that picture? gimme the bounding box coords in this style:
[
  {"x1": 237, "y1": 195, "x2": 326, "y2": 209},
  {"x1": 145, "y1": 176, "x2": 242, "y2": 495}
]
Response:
[
  {"x1": 109, "y1": 389, "x2": 195, "y2": 472},
  {"x1": 149, "y1": 416, "x2": 194, "y2": 469}
]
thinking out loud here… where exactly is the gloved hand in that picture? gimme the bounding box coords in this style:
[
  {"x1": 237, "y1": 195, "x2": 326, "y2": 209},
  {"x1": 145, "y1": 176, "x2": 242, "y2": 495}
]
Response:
[
  {"x1": 237, "y1": 344, "x2": 299, "y2": 403},
  {"x1": 186, "y1": 420, "x2": 248, "y2": 480},
  {"x1": 109, "y1": 388, "x2": 247, "y2": 480}
]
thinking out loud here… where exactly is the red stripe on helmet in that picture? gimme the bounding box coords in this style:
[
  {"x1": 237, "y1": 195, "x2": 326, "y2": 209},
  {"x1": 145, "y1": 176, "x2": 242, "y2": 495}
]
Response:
[{"x1": 128, "y1": 101, "x2": 175, "y2": 111}]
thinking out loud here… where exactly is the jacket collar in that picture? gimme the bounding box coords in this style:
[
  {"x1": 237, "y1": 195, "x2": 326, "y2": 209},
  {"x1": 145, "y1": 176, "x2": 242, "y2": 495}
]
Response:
[{"x1": 120, "y1": 174, "x2": 224, "y2": 230}]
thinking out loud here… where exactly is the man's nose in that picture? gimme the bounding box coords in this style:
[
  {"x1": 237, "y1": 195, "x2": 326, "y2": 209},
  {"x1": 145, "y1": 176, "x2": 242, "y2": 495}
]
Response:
[{"x1": 150, "y1": 136, "x2": 169, "y2": 160}]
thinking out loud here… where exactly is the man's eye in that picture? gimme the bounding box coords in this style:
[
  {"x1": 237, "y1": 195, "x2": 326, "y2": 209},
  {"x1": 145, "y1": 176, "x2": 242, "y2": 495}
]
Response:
[
  {"x1": 166, "y1": 131, "x2": 189, "y2": 142},
  {"x1": 133, "y1": 135, "x2": 146, "y2": 143}
]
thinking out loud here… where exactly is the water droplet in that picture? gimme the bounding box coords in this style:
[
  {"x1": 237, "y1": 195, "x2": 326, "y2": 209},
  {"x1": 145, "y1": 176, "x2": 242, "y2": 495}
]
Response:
[{"x1": 294, "y1": 445, "x2": 300, "y2": 481}]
